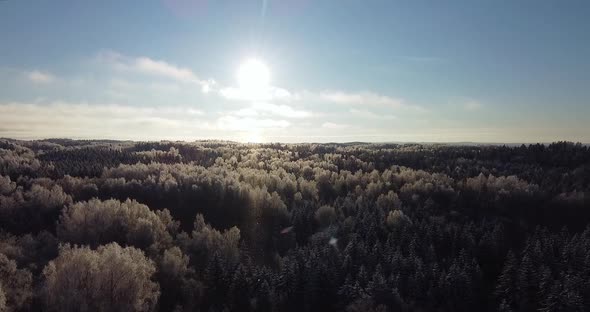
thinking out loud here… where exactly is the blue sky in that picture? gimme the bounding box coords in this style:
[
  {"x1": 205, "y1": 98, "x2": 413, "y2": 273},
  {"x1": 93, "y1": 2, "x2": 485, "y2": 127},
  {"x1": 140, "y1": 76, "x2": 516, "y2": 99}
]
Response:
[{"x1": 0, "y1": 0, "x2": 588, "y2": 142}]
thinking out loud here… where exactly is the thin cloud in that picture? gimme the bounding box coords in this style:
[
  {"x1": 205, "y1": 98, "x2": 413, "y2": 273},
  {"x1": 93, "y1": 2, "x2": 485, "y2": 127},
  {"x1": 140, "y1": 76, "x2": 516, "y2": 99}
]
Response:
[
  {"x1": 216, "y1": 115, "x2": 290, "y2": 131},
  {"x1": 320, "y1": 91, "x2": 403, "y2": 107},
  {"x1": 232, "y1": 107, "x2": 259, "y2": 117},
  {"x1": 109, "y1": 78, "x2": 182, "y2": 93},
  {"x1": 26, "y1": 70, "x2": 55, "y2": 84},
  {"x1": 217, "y1": 103, "x2": 308, "y2": 133},
  {"x1": 250, "y1": 103, "x2": 311, "y2": 118},
  {"x1": 219, "y1": 86, "x2": 291, "y2": 102},
  {"x1": 321, "y1": 122, "x2": 350, "y2": 129},
  {"x1": 98, "y1": 50, "x2": 212, "y2": 90},
  {"x1": 0, "y1": 101, "x2": 206, "y2": 140},
  {"x1": 349, "y1": 108, "x2": 397, "y2": 120},
  {"x1": 320, "y1": 91, "x2": 427, "y2": 112},
  {"x1": 134, "y1": 57, "x2": 199, "y2": 83}
]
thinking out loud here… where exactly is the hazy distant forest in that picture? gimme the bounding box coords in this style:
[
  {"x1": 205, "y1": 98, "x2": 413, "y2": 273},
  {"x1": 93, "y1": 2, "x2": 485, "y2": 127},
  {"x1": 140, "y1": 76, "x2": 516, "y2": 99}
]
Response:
[{"x1": 0, "y1": 139, "x2": 589, "y2": 311}]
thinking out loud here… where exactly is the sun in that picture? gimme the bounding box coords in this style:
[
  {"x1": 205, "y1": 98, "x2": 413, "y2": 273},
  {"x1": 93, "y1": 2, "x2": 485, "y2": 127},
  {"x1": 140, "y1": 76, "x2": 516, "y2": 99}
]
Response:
[{"x1": 237, "y1": 58, "x2": 270, "y2": 92}]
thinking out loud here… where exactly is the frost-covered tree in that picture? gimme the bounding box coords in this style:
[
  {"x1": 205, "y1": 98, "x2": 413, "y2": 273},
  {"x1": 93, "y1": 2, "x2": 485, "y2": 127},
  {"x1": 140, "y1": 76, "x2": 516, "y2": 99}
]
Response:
[
  {"x1": 0, "y1": 283, "x2": 5, "y2": 312},
  {"x1": 43, "y1": 243, "x2": 159, "y2": 312},
  {"x1": 179, "y1": 214, "x2": 240, "y2": 268},
  {"x1": 0, "y1": 253, "x2": 32, "y2": 311},
  {"x1": 386, "y1": 210, "x2": 411, "y2": 228},
  {"x1": 57, "y1": 198, "x2": 173, "y2": 251},
  {"x1": 315, "y1": 205, "x2": 336, "y2": 228}
]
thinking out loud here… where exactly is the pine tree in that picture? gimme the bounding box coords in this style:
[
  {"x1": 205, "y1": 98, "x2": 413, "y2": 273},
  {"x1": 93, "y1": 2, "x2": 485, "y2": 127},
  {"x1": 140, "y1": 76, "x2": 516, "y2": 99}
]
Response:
[
  {"x1": 518, "y1": 252, "x2": 540, "y2": 310},
  {"x1": 495, "y1": 251, "x2": 518, "y2": 310}
]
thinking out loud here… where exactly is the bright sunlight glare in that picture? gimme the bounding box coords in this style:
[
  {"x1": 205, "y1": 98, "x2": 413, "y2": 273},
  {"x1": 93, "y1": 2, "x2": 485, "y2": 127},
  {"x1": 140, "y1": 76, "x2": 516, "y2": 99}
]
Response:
[
  {"x1": 244, "y1": 131, "x2": 264, "y2": 143},
  {"x1": 237, "y1": 59, "x2": 270, "y2": 92}
]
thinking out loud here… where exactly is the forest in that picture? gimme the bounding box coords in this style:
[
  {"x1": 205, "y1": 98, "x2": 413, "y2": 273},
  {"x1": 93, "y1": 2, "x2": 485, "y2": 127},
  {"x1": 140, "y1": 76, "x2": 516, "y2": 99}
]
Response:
[{"x1": 0, "y1": 138, "x2": 589, "y2": 311}]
